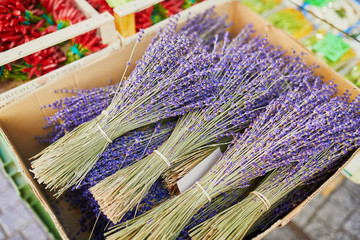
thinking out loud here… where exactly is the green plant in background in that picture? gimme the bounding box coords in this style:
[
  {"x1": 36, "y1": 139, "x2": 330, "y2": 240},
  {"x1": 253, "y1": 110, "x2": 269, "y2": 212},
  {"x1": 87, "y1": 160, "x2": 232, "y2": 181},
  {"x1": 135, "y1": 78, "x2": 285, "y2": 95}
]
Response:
[
  {"x1": 241, "y1": 0, "x2": 282, "y2": 14},
  {"x1": 266, "y1": 8, "x2": 314, "y2": 39},
  {"x1": 302, "y1": 30, "x2": 356, "y2": 70},
  {"x1": 151, "y1": 3, "x2": 168, "y2": 24},
  {"x1": 345, "y1": 62, "x2": 360, "y2": 87}
]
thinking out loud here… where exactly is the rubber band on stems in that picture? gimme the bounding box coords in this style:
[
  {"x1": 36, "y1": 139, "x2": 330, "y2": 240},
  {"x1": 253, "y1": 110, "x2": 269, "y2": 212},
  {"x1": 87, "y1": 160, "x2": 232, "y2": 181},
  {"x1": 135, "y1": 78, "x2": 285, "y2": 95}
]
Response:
[
  {"x1": 250, "y1": 191, "x2": 271, "y2": 211},
  {"x1": 96, "y1": 123, "x2": 113, "y2": 143},
  {"x1": 154, "y1": 150, "x2": 171, "y2": 167},
  {"x1": 195, "y1": 181, "x2": 211, "y2": 202}
]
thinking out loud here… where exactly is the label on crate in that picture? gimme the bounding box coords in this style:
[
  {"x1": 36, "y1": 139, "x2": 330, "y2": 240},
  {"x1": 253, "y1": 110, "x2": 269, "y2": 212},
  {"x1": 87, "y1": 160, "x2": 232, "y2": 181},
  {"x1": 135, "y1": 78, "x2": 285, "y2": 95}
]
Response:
[
  {"x1": 177, "y1": 148, "x2": 221, "y2": 193},
  {"x1": 312, "y1": 33, "x2": 351, "y2": 63},
  {"x1": 305, "y1": 0, "x2": 335, "y2": 7},
  {"x1": 343, "y1": 153, "x2": 360, "y2": 177},
  {"x1": 106, "y1": 0, "x2": 132, "y2": 8},
  {"x1": 0, "y1": 43, "x2": 120, "y2": 109}
]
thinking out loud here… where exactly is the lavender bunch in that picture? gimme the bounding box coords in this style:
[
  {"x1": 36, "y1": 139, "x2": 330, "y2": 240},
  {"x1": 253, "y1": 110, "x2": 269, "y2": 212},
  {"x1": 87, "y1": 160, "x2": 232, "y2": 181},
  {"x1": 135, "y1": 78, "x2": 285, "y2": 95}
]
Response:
[
  {"x1": 67, "y1": 118, "x2": 175, "y2": 240},
  {"x1": 104, "y1": 79, "x2": 350, "y2": 240},
  {"x1": 37, "y1": 85, "x2": 177, "y2": 239},
  {"x1": 67, "y1": 178, "x2": 170, "y2": 240},
  {"x1": 79, "y1": 122, "x2": 176, "y2": 189},
  {"x1": 248, "y1": 184, "x2": 320, "y2": 237},
  {"x1": 31, "y1": 9, "x2": 231, "y2": 197},
  {"x1": 89, "y1": 26, "x2": 310, "y2": 223},
  {"x1": 38, "y1": 85, "x2": 118, "y2": 143},
  {"x1": 190, "y1": 121, "x2": 360, "y2": 240},
  {"x1": 177, "y1": 187, "x2": 252, "y2": 240}
]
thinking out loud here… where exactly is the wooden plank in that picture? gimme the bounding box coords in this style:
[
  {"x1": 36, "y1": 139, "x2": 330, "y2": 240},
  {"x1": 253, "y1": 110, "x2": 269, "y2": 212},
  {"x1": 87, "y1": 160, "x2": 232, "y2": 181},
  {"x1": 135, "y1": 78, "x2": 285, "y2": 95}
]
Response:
[{"x1": 0, "y1": 12, "x2": 116, "y2": 66}]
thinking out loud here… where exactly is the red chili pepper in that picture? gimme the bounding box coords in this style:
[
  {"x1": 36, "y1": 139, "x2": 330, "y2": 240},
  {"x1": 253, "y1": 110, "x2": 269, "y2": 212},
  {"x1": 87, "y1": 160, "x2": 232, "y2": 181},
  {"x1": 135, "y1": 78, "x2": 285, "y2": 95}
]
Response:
[
  {"x1": 0, "y1": 14, "x2": 6, "y2": 20},
  {"x1": 43, "y1": 25, "x2": 56, "y2": 33},
  {"x1": 52, "y1": 11, "x2": 58, "y2": 22},
  {"x1": 5, "y1": 63, "x2": 12, "y2": 71},
  {"x1": 13, "y1": 25, "x2": 19, "y2": 32},
  {"x1": 19, "y1": 24, "x2": 26, "y2": 34},
  {"x1": 79, "y1": 32, "x2": 90, "y2": 46},
  {"x1": 21, "y1": 67, "x2": 30, "y2": 73},
  {"x1": 24, "y1": 34, "x2": 30, "y2": 42},
  {"x1": 40, "y1": 58, "x2": 53, "y2": 66},
  {"x1": 53, "y1": 0, "x2": 63, "y2": 12},
  {"x1": 18, "y1": 15, "x2": 25, "y2": 22},
  {"x1": 12, "y1": 9, "x2": 21, "y2": 16},
  {"x1": 30, "y1": 28, "x2": 40, "y2": 37},
  {"x1": 65, "y1": 7, "x2": 75, "y2": 19},
  {"x1": 10, "y1": 17, "x2": 19, "y2": 27},
  {"x1": 28, "y1": 66, "x2": 37, "y2": 78},
  {"x1": 1, "y1": 35, "x2": 21, "y2": 42},
  {"x1": 82, "y1": 36, "x2": 97, "y2": 49},
  {"x1": 16, "y1": 38, "x2": 23, "y2": 45},
  {"x1": 35, "y1": 69, "x2": 42, "y2": 77},
  {"x1": 32, "y1": 55, "x2": 43, "y2": 66},
  {"x1": 41, "y1": 48, "x2": 49, "y2": 57},
  {"x1": 34, "y1": 19, "x2": 44, "y2": 30},
  {"x1": 8, "y1": 40, "x2": 18, "y2": 49},
  {"x1": 0, "y1": 6, "x2": 9, "y2": 13},
  {"x1": 15, "y1": 2, "x2": 25, "y2": 12},
  {"x1": 6, "y1": 12, "x2": 12, "y2": 20},
  {"x1": 57, "y1": 56, "x2": 67, "y2": 63},
  {"x1": 40, "y1": 63, "x2": 57, "y2": 71},
  {"x1": 31, "y1": 51, "x2": 41, "y2": 58},
  {"x1": 7, "y1": 4, "x2": 16, "y2": 11},
  {"x1": 32, "y1": 9, "x2": 44, "y2": 15}
]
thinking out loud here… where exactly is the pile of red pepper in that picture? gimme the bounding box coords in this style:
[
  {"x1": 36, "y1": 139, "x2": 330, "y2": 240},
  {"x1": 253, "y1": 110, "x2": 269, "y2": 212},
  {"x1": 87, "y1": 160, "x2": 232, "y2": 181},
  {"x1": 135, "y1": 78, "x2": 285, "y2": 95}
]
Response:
[
  {"x1": 85, "y1": 0, "x2": 203, "y2": 33},
  {"x1": 87, "y1": 0, "x2": 113, "y2": 14},
  {"x1": 0, "y1": 0, "x2": 107, "y2": 83},
  {"x1": 135, "y1": 0, "x2": 204, "y2": 32}
]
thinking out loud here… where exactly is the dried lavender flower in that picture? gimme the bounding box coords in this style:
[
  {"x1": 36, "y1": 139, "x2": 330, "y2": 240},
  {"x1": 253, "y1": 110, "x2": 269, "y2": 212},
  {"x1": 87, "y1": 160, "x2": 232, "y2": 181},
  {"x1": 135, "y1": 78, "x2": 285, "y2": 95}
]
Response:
[
  {"x1": 105, "y1": 79, "x2": 359, "y2": 240},
  {"x1": 31, "y1": 9, "x2": 232, "y2": 196}
]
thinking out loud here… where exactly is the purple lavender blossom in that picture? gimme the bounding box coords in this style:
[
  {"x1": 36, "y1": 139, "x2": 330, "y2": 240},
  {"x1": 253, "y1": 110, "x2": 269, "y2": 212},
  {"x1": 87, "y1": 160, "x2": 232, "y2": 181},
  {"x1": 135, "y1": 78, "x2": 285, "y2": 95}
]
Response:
[
  {"x1": 31, "y1": 8, "x2": 235, "y2": 196},
  {"x1": 38, "y1": 85, "x2": 118, "y2": 143},
  {"x1": 105, "y1": 77, "x2": 360, "y2": 240}
]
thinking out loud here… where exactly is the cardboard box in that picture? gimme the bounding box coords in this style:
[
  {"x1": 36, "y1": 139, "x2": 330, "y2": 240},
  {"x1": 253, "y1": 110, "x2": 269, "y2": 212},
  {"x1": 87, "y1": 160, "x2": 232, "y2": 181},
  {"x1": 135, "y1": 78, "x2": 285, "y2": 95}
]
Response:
[{"x1": 0, "y1": 0, "x2": 359, "y2": 239}]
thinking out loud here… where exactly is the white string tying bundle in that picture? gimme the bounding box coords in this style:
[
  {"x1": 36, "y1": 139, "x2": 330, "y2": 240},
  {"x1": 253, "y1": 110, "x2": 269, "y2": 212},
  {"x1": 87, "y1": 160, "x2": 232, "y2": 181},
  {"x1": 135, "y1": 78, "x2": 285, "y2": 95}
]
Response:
[
  {"x1": 250, "y1": 191, "x2": 271, "y2": 211},
  {"x1": 154, "y1": 150, "x2": 171, "y2": 167},
  {"x1": 101, "y1": 110, "x2": 109, "y2": 116},
  {"x1": 195, "y1": 181, "x2": 211, "y2": 202},
  {"x1": 96, "y1": 123, "x2": 113, "y2": 143}
]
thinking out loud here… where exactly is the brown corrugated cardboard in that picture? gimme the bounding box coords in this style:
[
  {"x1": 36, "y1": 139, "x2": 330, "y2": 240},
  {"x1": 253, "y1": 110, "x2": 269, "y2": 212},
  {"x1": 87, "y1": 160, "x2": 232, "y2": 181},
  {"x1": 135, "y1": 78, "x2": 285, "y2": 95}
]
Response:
[{"x1": 0, "y1": 0, "x2": 359, "y2": 239}]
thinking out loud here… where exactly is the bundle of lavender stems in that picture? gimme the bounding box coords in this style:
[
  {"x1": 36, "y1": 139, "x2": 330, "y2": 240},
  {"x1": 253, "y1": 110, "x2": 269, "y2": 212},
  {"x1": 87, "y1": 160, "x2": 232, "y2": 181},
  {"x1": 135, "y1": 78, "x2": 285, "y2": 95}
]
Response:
[
  {"x1": 89, "y1": 25, "x2": 317, "y2": 223},
  {"x1": 39, "y1": 85, "x2": 118, "y2": 143},
  {"x1": 31, "y1": 8, "x2": 231, "y2": 196},
  {"x1": 39, "y1": 87, "x2": 176, "y2": 239},
  {"x1": 105, "y1": 78, "x2": 360, "y2": 240},
  {"x1": 190, "y1": 99, "x2": 360, "y2": 239},
  {"x1": 30, "y1": 6, "x2": 360, "y2": 240}
]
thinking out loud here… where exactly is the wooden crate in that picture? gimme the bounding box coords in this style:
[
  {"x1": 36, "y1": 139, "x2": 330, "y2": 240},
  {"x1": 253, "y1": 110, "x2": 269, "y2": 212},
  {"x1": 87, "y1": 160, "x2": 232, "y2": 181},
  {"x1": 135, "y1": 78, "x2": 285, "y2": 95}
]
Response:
[{"x1": 0, "y1": 1, "x2": 119, "y2": 108}]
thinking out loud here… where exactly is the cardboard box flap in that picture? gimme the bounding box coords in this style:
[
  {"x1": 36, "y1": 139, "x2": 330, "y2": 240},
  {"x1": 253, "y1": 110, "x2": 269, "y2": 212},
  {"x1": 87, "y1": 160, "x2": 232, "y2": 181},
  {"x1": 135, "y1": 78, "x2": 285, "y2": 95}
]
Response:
[{"x1": 0, "y1": 1, "x2": 359, "y2": 239}]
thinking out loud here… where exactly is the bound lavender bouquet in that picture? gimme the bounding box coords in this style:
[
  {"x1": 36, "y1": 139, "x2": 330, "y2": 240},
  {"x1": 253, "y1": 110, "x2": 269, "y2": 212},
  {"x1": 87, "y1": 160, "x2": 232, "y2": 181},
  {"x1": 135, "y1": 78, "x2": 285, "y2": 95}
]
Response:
[
  {"x1": 190, "y1": 99, "x2": 360, "y2": 239},
  {"x1": 105, "y1": 79, "x2": 358, "y2": 240},
  {"x1": 89, "y1": 25, "x2": 316, "y2": 223},
  {"x1": 31, "y1": 9, "x2": 231, "y2": 196},
  {"x1": 69, "y1": 124, "x2": 175, "y2": 240},
  {"x1": 38, "y1": 86, "x2": 176, "y2": 239},
  {"x1": 38, "y1": 85, "x2": 119, "y2": 143}
]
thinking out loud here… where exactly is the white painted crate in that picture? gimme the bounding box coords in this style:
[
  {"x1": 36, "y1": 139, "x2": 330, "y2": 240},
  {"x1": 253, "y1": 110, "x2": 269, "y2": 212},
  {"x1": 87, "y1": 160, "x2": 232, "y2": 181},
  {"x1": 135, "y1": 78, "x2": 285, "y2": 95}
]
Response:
[
  {"x1": 0, "y1": 0, "x2": 120, "y2": 108},
  {"x1": 113, "y1": 0, "x2": 211, "y2": 46}
]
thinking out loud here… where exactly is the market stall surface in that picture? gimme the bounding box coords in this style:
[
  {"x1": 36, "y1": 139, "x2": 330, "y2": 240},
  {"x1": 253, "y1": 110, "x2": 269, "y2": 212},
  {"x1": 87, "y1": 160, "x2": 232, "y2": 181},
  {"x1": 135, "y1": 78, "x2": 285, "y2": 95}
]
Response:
[{"x1": 0, "y1": 167, "x2": 359, "y2": 240}]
